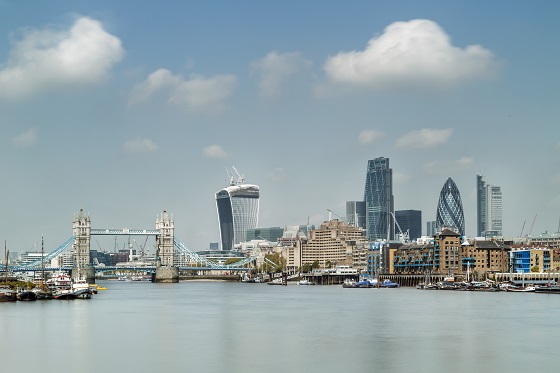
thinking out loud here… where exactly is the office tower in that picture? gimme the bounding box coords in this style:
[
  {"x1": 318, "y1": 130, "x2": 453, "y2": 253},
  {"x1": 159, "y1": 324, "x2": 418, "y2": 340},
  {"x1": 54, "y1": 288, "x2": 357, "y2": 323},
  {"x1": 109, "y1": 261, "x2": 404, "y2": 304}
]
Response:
[
  {"x1": 364, "y1": 157, "x2": 394, "y2": 241},
  {"x1": 246, "y1": 227, "x2": 284, "y2": 242},
  {"x1": 395, "y1": 210, "x2": 422, "y2": 241},
  {"x1": 216, "y1": 168, "x2": 259, "y2": 250},
  {"x1": 476, "y1": 174, "x2": 502, "y2": 237},
  {"x1": 435, "y1": 177, "x2": 465, "y2": 236},
  {"x1": 426, "y1": 220, "x2": 437, "y2": 236},
  {"x1": 346, "y1": 201, "x2": 366, "y2": 229}
]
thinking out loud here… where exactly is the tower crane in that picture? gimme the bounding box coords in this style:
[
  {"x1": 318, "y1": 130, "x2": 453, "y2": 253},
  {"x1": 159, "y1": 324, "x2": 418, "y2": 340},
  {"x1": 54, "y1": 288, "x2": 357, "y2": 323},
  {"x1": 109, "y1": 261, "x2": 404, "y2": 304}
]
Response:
[
  {"x1": 390, "y1": 212, "x2": 409, "y2": 244},
  {"x1": 327, "y1": 209, "x2": 344, "y2": 222}
]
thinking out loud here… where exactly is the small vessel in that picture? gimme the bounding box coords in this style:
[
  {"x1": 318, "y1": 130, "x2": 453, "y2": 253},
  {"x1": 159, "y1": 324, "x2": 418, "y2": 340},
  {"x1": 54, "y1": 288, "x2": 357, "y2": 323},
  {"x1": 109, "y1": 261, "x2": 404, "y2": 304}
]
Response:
[
  {"x1": 535, "y1": 284, "x2": 560, "y2": 294},
  {"x1": 73, "y1": 288, "x2": 93, "y2": 299},
  {"x1": 380, "y1": 279, "x2": 400, "y2": 288},
  {"x1": 297, "y1": 279, "x2": 314, "y2": 285},
  {"x1": 54, "y1": 289, "x2": 77, "y2": 300},
  {"x1": 17, "y1": 290, "x2": 38, "y2": 301},
  {"x1": 342, "y1": 279, "x2": 357, "y2": 288},
  {"x1": 0, "y1": 287, "x2": 17, "y2": 302}
]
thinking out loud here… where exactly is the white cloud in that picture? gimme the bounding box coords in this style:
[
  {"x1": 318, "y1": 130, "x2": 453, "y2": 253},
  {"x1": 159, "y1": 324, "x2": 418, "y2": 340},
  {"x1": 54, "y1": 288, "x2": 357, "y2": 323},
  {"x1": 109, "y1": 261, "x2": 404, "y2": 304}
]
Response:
[
  {"x1": 396, "y1": 128, "x2": 453, "y2": 149},
  {"x1": 123, "y1": 139, "x2": 158, "y2": 153},
  {"x1": 130, "y1": 69, "x2": 237, "y2": 113},
  {"x1": 12, "y1": 128, "x2": 37, "y2": 148},
  {"x1": 204, "y1": 144, "x2": 228, "y2": 159},
  {"x1": 252, "y1": 52, "x2": 311, "y2": 97},
  {"x1": 267, "y1": 167, "x2": 288, "y2": 181},
  {"x1": 423, "y1": 156, "x2": 473, "y2": 174},
  {"x1": 323, "y1": 19, "x2": 497, "y2": 91},
  {"x1": 358, "y1": 129, "x2": 384, "y2": 146},
  {"x1": 0, "y1": 17, "x2": 124, "y2": 100}
]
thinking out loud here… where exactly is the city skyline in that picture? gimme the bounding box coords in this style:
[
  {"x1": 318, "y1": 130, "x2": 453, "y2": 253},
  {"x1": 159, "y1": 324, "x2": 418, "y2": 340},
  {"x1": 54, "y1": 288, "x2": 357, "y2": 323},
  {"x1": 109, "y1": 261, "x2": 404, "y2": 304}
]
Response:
[{"x1": 1, "y1": 1, "x2": 559, "y2": 253}]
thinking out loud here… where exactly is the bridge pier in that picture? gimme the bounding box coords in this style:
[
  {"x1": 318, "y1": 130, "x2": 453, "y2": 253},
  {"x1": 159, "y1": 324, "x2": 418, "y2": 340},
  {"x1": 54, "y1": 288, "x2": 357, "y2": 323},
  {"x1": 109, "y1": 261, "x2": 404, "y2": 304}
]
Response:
[
  {"x1": 73, "y1": 267, "x2": 95, "y2": 284},
  {"x1": 154, "y1": 266, "x2": 179, "y2": 283},
  {"x1": 153, "y1": 210, "x2": 179, "y2": 283}
]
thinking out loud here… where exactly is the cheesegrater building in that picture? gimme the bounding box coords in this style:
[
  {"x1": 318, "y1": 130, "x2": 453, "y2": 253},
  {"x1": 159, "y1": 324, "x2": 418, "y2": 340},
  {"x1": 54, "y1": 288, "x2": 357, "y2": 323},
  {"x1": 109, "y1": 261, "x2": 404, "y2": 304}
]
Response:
[
  {"x1": 216, "y1": 168, "x2": 260, "y2": 251},
  {"x1": 435, "y1": 177, "x2": 465, "y2": 236}
]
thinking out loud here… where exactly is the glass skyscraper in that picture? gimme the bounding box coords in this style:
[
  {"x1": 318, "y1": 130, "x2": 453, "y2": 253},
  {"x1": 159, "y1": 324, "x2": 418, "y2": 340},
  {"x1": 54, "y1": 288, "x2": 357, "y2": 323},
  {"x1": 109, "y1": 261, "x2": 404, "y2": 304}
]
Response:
[
  {"x1": 436, "y1": 177, "x2": 465, "y2": 236},
  {"x1": 346, "y1": 201, "x2": 366, "y2": 230},
  {"x1": 395, "y1": 210, "x2": 422, "y2": 241},
  {"x1": 476, "y1": 174, "x2": 502, "y2": 237},
  {"x1": 216, "y1": 177, "x2": 260, "y2": 251},
  {"x1": 364, "y1": 157, "x2": 394, "y2": 241}
]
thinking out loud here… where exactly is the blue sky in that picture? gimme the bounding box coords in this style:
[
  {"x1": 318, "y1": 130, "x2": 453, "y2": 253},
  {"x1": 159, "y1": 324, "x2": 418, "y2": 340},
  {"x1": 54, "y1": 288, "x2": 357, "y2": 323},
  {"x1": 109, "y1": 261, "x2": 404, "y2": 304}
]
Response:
[{"x1": 1, "y1": 1, "x2": 559, "y2": 253}]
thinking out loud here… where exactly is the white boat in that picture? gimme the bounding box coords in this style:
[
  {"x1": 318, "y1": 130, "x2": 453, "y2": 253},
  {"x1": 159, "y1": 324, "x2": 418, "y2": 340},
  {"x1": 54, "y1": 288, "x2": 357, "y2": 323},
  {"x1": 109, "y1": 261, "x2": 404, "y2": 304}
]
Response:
[{"x1": 297, "y1": 279, "x2": 314, "y2": 285}]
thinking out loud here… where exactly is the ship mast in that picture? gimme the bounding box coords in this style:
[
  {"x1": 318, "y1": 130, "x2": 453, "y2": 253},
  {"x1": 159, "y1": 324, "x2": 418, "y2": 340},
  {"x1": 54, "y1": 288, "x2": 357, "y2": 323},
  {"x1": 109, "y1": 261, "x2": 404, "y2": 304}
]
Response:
[
  {"x1": 4, "y1": 240, "x2": 8, "y2": 283},
  {"x1": 41, "y1": 235, "x2": 45, "y2": 286}
]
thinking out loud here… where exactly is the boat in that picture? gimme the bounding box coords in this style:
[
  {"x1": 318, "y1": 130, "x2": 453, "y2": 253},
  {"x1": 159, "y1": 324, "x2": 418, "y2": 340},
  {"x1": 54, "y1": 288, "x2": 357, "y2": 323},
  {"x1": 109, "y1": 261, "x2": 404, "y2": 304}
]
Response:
[
  {"x1": 54, "y1": 289, "x2": 77, "y2": 300},
  {"x1": 380, "y1": 279, "x2": 400, "y2": 288},
  {"x1": 46, "y1": 272, "x2": 72, "y2": 290},
  {"x1": 0, "y1": 287, "x2": 17, "y2": 302},
  {"x1": 73, "y1": 288, "x2": 93, "y2": 299},
  {"x1": 535, "y1": 284, "x2": 560, "y2": 294},
  {"x1": 506, "y1": 285, "x2": 536, "y2": 293},
  {"x1": 342, "y1": 279, "x2": 357, "y2": 288},
  {"x1": 17, "y1": 290, "x2": 38, "y2": 301},
  {"x1": 297, "y1": 279, "x2": 314, "y2": 285}
]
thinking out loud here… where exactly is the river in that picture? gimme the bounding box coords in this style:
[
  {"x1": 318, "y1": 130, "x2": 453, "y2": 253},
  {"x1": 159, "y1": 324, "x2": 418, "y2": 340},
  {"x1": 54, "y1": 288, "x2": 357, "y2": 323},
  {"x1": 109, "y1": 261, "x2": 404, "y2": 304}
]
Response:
[{"x1": 2, "y1": 281, "x2": 559, "y2": 373}]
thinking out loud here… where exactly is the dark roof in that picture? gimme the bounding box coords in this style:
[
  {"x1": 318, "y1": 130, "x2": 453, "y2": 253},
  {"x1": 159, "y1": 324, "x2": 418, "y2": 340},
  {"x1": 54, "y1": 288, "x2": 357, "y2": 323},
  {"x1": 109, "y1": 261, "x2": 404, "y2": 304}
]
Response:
[{"x1": 474, "y1": 240, "x2": 501, "y2": 250}]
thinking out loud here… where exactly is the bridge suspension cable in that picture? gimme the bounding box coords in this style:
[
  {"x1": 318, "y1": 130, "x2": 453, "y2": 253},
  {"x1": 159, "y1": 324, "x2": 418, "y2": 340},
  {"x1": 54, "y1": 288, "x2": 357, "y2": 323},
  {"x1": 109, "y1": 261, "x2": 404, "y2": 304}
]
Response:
[
  {"x1": 15, "y1": 236, "x2": 74, "y2": 270},
  {"x1": 173, "y1": 238, "x2": 256, "y2": 269}
]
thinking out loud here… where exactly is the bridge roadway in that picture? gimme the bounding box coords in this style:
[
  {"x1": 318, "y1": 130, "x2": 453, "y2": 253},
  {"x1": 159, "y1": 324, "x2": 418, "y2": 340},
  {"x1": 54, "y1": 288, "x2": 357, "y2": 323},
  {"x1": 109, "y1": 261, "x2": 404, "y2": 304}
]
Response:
[{"x1": 1, "y1": 266, "x2": 250, "y2": 273}]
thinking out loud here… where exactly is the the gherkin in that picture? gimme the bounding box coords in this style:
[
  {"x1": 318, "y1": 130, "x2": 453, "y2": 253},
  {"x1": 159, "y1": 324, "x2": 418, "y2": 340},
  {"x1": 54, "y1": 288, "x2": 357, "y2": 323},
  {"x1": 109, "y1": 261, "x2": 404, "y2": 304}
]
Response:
[{"x1": 436, "y1": 177, "x2": 465, "y2": 236}]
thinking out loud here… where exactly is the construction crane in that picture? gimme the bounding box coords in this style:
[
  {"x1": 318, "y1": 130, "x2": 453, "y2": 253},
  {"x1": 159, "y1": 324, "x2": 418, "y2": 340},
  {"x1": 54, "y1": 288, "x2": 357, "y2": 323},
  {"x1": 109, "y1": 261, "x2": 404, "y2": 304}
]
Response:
[
  {"x1": 327, "y1": 209, "x2": 344, "y2": 222},
  {"x1": 390, "y1": 212, "x2": 409, "y2": 244}
]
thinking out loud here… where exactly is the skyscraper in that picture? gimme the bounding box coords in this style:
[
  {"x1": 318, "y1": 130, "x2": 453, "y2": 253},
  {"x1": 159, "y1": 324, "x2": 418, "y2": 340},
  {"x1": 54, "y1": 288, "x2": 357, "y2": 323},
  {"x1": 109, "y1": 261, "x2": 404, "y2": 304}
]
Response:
[
  {"x1": 216, "y1": 168, "x2": 259, "y2": 251},
  {"x1": 435, "y1": 177, "x2": 465, "y2": 236},
  {"x1": 395, "y1": 210, "x2": 422, "y2": 241},
  {"x1": 476, "y1": 174, "x2": 502, "y2": 237},
  {"x1": 364, "y1": 157, "x2": 394, "y2": 241},
  {"x1": 346, "y1": 201, "x2": 366, "y2": 230}
]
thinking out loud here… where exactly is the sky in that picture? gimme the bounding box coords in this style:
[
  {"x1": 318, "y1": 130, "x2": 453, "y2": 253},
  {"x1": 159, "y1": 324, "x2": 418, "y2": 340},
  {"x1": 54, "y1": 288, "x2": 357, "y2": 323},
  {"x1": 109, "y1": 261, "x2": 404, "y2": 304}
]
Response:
[{"x1": 1, "y1": 1, "x2": 559, "y2": 254}]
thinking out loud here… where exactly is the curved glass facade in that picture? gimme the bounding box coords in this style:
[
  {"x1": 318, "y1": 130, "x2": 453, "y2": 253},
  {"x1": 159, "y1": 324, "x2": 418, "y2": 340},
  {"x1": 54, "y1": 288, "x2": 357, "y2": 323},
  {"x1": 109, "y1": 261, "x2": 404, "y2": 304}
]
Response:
[
  {"x1": 436, "y1": 177, "x2": 465, "y2": 236},
  {"x1": 216, "y1": 184, "x2": 259, "y2": 250}
]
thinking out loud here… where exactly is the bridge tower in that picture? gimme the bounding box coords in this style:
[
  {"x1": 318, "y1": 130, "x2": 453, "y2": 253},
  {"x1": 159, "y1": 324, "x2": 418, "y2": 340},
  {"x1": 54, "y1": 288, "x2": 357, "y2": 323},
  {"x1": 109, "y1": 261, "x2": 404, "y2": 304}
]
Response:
[
  {"x1": 154, "y1": 209, "x2": 179, "y2": 283},
  {"x1": 72, "y1": 208, "x2": 95, "y2": 283}
]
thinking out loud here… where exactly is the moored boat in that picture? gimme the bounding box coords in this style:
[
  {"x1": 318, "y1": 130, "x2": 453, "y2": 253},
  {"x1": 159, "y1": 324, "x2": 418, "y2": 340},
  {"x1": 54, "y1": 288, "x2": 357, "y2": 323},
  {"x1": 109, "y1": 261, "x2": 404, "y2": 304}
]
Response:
[
  {"x1": 380, "y1": 279, "x2": 400, "y2": 288},
  {"x1": 54, "y1": 289, "x2": 77, "y2": 300},
  {"x1": 0, "y1": 287, "x2": 17, "y2": 302},
  {"x1": 17, "y1": 290, "x2": 37, "y2": 301}
]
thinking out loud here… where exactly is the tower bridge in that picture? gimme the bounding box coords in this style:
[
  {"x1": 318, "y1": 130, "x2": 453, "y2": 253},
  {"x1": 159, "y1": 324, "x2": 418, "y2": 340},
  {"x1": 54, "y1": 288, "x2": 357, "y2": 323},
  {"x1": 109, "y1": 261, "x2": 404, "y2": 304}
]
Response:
[{"x1": 4, "y1": 208, "x2": 256, "y2": 283}]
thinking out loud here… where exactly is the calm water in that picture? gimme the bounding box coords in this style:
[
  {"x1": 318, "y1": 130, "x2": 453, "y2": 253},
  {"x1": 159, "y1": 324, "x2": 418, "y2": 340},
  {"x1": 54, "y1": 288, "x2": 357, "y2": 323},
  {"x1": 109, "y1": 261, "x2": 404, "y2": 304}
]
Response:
[{"x1": 2, "y1": 281, "x2": 559, "y2": 373}]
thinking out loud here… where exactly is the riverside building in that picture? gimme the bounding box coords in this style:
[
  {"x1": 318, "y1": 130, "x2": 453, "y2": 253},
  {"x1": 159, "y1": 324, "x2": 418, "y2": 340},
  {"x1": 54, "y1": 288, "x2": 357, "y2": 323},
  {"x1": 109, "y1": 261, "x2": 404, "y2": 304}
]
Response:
[
  {"x1": 295, "y1": 219, "x2": 367, "y2": 270},
  {"x1": 215, "y1": 168, "x2": 259, "y2": 251},
  {"x1": 392, "y1": 228, "x2": 510, "y2": 278}
]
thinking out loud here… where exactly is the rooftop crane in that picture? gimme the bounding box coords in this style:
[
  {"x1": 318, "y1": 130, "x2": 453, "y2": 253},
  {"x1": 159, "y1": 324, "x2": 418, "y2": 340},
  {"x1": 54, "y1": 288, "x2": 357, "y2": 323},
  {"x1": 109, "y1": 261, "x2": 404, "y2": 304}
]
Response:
[{"x1": 327, "y1": 209, "x2": 344, "y2": 222}]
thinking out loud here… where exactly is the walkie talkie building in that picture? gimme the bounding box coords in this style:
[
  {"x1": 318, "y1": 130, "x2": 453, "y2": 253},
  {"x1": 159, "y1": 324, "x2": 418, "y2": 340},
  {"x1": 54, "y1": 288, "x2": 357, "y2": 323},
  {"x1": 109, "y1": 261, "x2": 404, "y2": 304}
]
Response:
[
  {"x1": 216, "y1": 168, "x2": 259, "y2": 251},
  {"x1": 436, "y1": 177, "x2": 465, "y2": 236}
]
